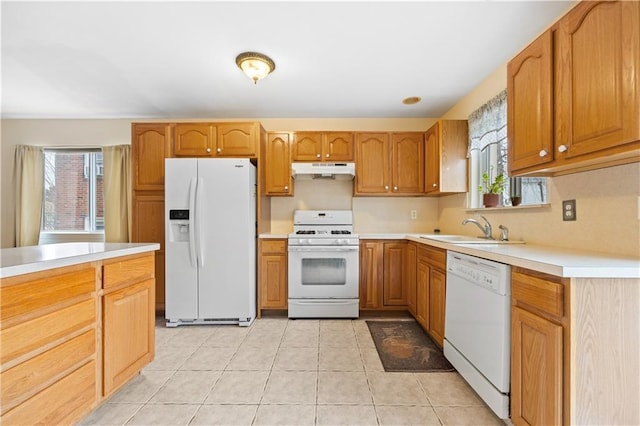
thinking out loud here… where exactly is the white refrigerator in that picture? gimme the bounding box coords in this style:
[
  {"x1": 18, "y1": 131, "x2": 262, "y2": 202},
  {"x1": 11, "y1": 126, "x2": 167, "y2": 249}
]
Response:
[{"x1": 165, "y1": 158, "x2": 256, "y2": 327}]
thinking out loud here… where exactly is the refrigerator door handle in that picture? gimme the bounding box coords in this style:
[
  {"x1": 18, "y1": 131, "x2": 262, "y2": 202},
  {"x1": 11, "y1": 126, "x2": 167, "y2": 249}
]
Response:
[
  {"x1": 188, "y1": 177, "x2": 197, "y2": 268},
  {"x1": 195, "y1": 177, "x2": 205, "y2": 267}
]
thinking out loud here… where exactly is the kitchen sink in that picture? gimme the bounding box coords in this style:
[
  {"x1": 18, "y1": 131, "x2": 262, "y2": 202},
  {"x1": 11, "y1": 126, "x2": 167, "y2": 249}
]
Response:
[{"x1": 418, "y1": 234, "x2": 525, "y2": 244}]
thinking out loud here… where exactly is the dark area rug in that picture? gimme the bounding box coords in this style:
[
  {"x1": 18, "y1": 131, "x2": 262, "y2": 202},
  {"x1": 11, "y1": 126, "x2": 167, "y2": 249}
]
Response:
[{"x1": 366, "y1": 320, "x2": 455, "y2": 372}]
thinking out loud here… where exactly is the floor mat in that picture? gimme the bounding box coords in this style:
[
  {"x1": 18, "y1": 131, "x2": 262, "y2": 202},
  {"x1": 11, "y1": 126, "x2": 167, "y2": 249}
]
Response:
[{"x1": 366, "y1": 320, "x2": 455, "y2": 372}]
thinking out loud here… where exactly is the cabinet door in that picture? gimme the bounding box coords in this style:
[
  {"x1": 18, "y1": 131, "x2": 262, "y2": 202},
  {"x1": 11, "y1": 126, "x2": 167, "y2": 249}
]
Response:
[
  {"x1": 507, "y1": 30, "x2": 554, "y2": 173},
  {"x1": 265, "y1": 133, "x2": 292, "y2": 195},
  {"x1": 174, "y1": 123, "x2": 215, "y2": 157},
  {"x1": 355, "y1": 133, "x2": 390, "y2": 194},
  {"x1": 216, "y1": 123, "x2": 257, "y2": 157},
  {"x1": 103, "y1": 279, "x2": 155, "y2": 396},
  {"x1": 324, "y1": 132, "x2": 354, "y2": 161},
  {"x1": 425, "y1": 123, "x2": 440, "y2": 193},
  {"x1": 405, "y1": 243, "x2": 417, "y2": 316},
  {"x1": 415, "y1": 260, "x2": 429, "y2": 330},
  {"x1": 259, "y1": 254, "x2": 287, "y2": 309},
  {"x1": 428, "y1": 268, "x2": 446, "y2": 347},
  {"x1": 359, "y1": 241, "x2": 383, "y2": 309},
  {"x1": 555, "y1": 1, "x2": 639, "y2": 160},
  {"x1": 132, "y1": 123, "x2": 172, "y2": 190},
  {"x1": 292, "y1": 132, "x2": 323, "y2": 161},
  {"x1": 511, "y1": 306, "x2": 563, "y2": 426},
  {"x1": 383, "y1": 242, "x2": 407, "y2": 306},
  {"x1": 132, "y1": 195, "x2": 165, "y2": 309},
  {"x1": 391, "y1": 133, "x2": 424, "y2": 194}
]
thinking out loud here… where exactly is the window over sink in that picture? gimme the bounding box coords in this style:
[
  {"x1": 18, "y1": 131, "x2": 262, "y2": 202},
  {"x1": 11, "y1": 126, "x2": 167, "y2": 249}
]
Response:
[{"x1": 468, "y1": 90, "x2": 547, "y2": 209}]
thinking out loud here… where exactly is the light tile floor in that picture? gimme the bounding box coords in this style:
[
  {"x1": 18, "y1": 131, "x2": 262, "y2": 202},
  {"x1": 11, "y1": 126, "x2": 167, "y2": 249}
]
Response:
[{"x1": 80, "y1": 317, "x2": 504, "y2": 425}]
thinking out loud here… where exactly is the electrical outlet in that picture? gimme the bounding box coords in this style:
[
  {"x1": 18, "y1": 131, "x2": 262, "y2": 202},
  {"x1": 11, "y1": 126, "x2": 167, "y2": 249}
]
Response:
[
  {"x1": 562, "y1": 199, "x2": 576, "y2": 221},
  {"x1": 410, "y1": 210, "x2": 417, "y2": 220}
]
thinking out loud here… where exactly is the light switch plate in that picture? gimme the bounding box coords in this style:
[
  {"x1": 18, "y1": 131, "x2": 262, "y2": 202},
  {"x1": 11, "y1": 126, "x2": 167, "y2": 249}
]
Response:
[{"x1": 563, "y1": 199, "x2": 576, "y2": 221}]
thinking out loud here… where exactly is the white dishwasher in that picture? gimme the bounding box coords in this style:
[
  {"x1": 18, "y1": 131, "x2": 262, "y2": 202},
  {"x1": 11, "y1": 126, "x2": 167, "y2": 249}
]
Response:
[{"x1": 444, "y1": 251, "x2": 511, "y2": 419}]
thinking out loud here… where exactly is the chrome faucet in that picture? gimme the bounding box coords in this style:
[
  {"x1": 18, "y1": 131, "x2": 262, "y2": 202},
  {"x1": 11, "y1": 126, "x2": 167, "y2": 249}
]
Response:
[
  {"x1": 462, "y1": 215, "x2": 493, "y2": 240},
  {"x1": 499, "y1": 224, "x2": 509, "y2": 241}
]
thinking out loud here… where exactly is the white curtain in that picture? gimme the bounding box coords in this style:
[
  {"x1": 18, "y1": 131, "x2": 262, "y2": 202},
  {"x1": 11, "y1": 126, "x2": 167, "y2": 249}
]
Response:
[
  {"x1": 15, "y1": 145, "x2": 44, "y2": 247},
  {"x1": 102, "y1": 145, "x2": 132, "y2": 243},
  {"x1": 467, "y1": 89, "x2": 507, "y2": 156}
]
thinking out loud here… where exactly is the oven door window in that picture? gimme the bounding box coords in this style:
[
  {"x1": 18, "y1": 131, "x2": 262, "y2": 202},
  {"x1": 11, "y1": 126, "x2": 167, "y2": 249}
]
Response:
[{"x1": 301, "y1": 258, "x2": 346, "y2": 285}]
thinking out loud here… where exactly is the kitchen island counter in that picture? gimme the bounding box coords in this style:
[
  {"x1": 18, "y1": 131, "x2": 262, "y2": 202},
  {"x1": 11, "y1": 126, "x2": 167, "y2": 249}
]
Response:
[
  {"x1": 0, "y1": 242, "x2": 159, "y2": 425},
  {"x1": 0, "y1": 242, "x2": 160, "y2": 278}
]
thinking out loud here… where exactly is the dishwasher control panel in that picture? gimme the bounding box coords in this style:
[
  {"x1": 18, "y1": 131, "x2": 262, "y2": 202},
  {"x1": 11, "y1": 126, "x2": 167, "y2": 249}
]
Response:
[{"x1": 446, "y1": 251, "x2": 510, "y2": 295}]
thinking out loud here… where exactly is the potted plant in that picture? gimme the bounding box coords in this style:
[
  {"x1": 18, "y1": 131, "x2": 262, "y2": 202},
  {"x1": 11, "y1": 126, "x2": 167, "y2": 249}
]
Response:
[{"x1": 478, "y1": 167, "x2": 506, "y2": 207}]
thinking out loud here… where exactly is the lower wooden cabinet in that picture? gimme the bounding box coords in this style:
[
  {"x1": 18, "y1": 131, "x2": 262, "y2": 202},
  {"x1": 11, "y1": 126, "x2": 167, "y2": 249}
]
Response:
[
  {"x1": 415, "y1": 258, "x2": 429, "y2": 327},
  {"x1": 427, "y1": 267, "x2": 446, "y2": 345},
  {"x1": 102, "y1": 253, "x2": 156, "y2": 398},
  {"x1": 510, "y1": 267, "x2": 567, "y2": 426},
  {"x1": 0, "y1": 251, "x2": 158, "y2": 425},
  {"x1": 405, "y1": 242, "x2": 417, "y2": 316},
  {"x1": 359, "y1": 240, "x2": 408, "y2": 310},
  {"x1": 414, "y1": 244, "x2": 447, "y2": 347},
  {"x1": 383, "y1": 242, "x2": 408, "y2": 306},
  {"x1": 258, "y1": 239, "x2": 288, "y2": 314}
]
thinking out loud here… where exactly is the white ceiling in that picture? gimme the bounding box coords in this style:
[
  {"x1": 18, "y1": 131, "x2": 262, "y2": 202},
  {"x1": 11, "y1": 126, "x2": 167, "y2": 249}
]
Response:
[{"x1": 1, "y1": 1, "x2": 574, "y2": 119}]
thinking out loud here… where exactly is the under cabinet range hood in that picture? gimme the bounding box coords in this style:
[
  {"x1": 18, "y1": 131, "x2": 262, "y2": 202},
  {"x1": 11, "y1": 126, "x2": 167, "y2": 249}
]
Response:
[{"x1": 291, "y1": 162, "x2": 355, "y2": 179}]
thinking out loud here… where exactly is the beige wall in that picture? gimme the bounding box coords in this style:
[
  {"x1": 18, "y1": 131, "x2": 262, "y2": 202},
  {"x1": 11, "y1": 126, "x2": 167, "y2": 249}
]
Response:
[
  {"x1": 1, "y1": 117, "x2": 434, "y2": 247},
  {"x1": 2, "y1": 89, "x2": 639, "y2": 256},
  {"x1": 437, "y1": 64, "x2": 640, "y2": 257},
  {"x1": 1, "y1": 119, "x2": 132, "y2": 248}
]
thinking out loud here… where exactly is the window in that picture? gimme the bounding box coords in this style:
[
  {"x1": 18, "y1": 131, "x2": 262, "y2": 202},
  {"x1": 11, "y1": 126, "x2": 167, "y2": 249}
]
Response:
[
  {"x1": 42, "y1": 149, "x2": 104, "y2": 242},
  {"x1": 468, "y1": 90, "x2": 547, "y2": 208}
]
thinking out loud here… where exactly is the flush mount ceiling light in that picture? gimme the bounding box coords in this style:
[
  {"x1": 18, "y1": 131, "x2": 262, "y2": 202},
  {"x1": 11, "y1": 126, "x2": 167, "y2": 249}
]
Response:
[
  {"x1": 235, "y1": 51, "x2": 276, "y2": 84},
  {"x1": 402, "y1": 96, "x2": 422, "y2": 105}
]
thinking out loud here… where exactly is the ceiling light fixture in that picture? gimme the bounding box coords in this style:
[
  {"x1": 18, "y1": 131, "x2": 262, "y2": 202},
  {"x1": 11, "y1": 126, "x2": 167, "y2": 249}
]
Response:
[
  {"x1": 235, "y1": 51, "x2": 276, "y2": 84},
  {"x1": 402, "y1": 96, "x2": 422, "y2": 105}
]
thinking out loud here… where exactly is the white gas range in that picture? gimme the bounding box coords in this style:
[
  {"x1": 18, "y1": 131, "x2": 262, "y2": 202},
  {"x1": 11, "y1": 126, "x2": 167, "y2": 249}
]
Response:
[{"x1": 287, "y1": 210, "x2": 360, "y2": 319}]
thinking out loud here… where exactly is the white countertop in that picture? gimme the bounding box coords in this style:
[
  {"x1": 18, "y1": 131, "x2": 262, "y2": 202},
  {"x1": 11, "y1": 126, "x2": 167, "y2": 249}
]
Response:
[
  {"x1": 0, "y1": 243, "x2": 161, "y2": 279},
  {"x1": 255, "y1": 232, "x2": 640, "y2": 278},
  {"x1": 258, "y1": 233, "x2": 288, "y2": 239},
  {"x1": 405, "y1": 235, "x2": 640, "y2": 279}
]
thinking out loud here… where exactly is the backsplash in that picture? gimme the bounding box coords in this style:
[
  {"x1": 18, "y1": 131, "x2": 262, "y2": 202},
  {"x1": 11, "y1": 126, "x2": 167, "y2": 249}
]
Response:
[{"x1": 269, "y1": 179, "x2": 439, "y2": 235}]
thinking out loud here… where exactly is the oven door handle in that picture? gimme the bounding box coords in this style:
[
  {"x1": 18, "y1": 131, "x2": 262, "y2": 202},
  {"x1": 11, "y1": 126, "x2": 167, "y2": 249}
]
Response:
[{"x1": 288, "y1": 246, "x2": 359, "y2": 252}]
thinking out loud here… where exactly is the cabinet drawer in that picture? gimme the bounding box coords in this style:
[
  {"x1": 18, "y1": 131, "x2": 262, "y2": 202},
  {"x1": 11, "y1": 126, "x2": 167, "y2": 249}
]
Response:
[
  {"x1": 261, "y1": 240, "x2": 287, "y2": 254},
  {"x1": 512, "y1": 270, "x2": 564, "y2": 318},
  {"x1": 0, "y1": 360, "x2": 96, "y2": 426},
  {"x1": 0, "y1": 265, "x2": 96, "y2": 322},
  {"x1": 103, "y1": 253, "x2": 155, "y2": 290},
  {"x1": 418, "y1": 245, "x2": 446, "y2": 270},
  {"x1": 1, "y1": 330, "x2": 95, "y2": 412},
  {"x1": 0, "y1": 299, "x2": 96, "y2": 366}
]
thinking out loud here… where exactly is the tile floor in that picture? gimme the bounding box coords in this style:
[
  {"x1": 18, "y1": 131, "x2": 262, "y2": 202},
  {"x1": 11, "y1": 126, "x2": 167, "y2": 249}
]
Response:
[{"x1": 80, "y1": 317, "x2": 504, "y2": 425}]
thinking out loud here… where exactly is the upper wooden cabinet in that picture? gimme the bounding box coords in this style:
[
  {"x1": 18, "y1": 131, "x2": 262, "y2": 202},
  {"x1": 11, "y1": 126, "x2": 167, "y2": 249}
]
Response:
[
  {"x1": 555, "y1": 1, "x2": 639, "y2": 159},
  {"x1": 392, "y1": 133, "x2": 425, "y2": 194},
  {"x1": 216, "y1": 123, "x2": 259, "y2": 157},
  {"x1": 132, "y1": 123, "x2": 173, "y2": 190},
  {"x1": 355, "y1": 133, "x2": 390, "y2": 194},
  {"x1": 292, "y1": 132, "x2": 354, "y2": 162},
  {"x1": 325, "y1": 132, "x2": 354, "y2": 161},
  {"x1": 355, "y1": 132, "x2": 424, "y2": 195},
  {"x1": 424, "y1": 120, "x2": 468, "y2": 195},
  {"x1": 174, "y1": 122, "x2": 259, "y2": 157},
  {"x1": 508, "y1": 0, "x2": 640, "y2": 176},
  {"x1": 508, "y1": 31, "x2": 554, "y2": 172},
  {"x1": 264, "y1": 133, "x2": 292, "y2": 195},
  {"x1": 174, "y1": 123, "x2": 216, "y2": 157}
]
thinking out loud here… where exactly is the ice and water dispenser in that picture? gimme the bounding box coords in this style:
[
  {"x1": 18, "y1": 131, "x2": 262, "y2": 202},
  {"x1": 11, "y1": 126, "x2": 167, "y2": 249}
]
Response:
[{"x1": 168, "y1": 209, "x2": 190, "y2": 242}]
